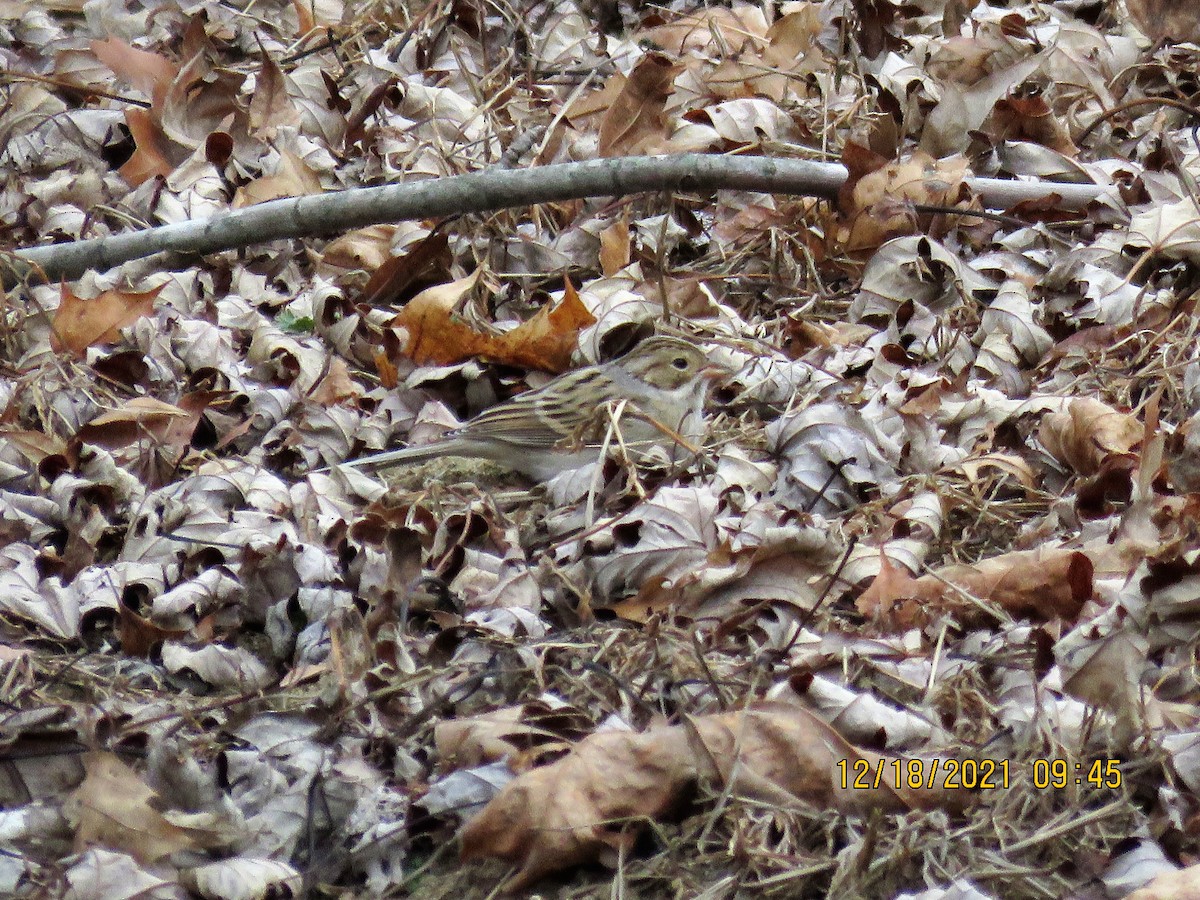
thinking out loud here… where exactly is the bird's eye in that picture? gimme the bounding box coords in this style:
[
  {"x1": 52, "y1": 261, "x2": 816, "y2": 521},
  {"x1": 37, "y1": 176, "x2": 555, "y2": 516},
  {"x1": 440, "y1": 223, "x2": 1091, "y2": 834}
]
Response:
[{"x1": 672, "y1": 356, "x2": 689, "y2": 370}]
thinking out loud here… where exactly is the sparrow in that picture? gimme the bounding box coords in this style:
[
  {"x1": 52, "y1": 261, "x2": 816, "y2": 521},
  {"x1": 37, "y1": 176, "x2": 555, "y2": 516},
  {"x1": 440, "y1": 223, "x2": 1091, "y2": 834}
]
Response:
[{"x1": 329, "y1": 335, "x2": 721, "y2": 480}]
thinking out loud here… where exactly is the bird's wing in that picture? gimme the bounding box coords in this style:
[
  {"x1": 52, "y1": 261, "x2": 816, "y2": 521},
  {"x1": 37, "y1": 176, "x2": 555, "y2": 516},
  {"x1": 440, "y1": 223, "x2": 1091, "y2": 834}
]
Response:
[{"x1": 452, "y1": 369, "x2": 609, "y2": 448}]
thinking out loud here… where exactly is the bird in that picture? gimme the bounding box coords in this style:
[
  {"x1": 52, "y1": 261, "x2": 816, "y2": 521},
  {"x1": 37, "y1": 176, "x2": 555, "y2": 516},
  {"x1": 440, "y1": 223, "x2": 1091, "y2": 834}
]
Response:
[{"x1": 327, "y1": 335, "x2": 722, "y2": 480}]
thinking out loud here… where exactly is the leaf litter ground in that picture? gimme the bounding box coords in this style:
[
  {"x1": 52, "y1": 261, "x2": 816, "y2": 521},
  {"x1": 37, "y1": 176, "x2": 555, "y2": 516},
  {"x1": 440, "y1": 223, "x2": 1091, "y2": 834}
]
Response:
[{"x1": 5, "y1": 0, "x2": 1200, "y2": 898}]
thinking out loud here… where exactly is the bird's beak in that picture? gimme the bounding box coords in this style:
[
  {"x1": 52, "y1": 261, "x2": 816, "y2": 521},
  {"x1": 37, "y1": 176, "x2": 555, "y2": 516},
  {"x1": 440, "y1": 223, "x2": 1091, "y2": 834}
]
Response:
[{"x1": 700, "y1": 362, "x2": 729, "y2": 383}]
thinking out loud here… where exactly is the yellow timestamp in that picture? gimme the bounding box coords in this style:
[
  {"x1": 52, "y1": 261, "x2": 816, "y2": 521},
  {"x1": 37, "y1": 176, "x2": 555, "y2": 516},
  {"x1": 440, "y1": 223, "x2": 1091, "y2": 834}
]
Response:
[
  {"x1": 836, "y1": 757, "x2": 1123, "y2": 791},
  {"x1": 1032, "y1": 758, "x2": 1122, "y2": 790}
]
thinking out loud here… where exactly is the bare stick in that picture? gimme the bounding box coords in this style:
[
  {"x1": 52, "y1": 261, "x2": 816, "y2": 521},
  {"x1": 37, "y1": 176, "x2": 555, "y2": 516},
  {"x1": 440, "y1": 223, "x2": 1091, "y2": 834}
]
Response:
[{"x1": 8, "y1": 154, "x2": 1109, "y2": 284}]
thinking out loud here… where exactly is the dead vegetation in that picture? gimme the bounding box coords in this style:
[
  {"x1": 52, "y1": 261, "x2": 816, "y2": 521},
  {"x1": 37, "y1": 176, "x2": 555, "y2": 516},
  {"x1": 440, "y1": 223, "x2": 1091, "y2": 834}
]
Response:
[{"x1": 6, "y1": 0, "x2": 1200, "y2": 897}]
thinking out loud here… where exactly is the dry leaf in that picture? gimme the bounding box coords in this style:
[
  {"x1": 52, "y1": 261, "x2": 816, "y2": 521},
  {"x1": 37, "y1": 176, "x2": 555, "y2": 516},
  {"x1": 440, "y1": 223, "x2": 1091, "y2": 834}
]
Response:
[
  {"x1": 1126, "y1": 0, "x2": 1200, "y2": 42},
  {"x1": 435, "y1": 705, "x2": 572, "y2": 770},
  {"x1": 119, "y1": 107, "x2": 175, "y2": 186},
  {"x1": 359, "y1": 232, "x2": 453, "y2": 304},
  {"x1": 597, "y1": 53, "x2": 678, "y2": 157},
  {"x1": 986, "y1": 91, "x2": 1077, "y2": 157},
  {"x1": 836, "y1": 145, "x2": 974, "y2": 252},
  {"x1": 74, "y1": 395, "x2": 207, "y2": 452},
  {"x1": 248, "y1": 46, "x2": 300, "y2": 138},
  {"x1": 310, "y1": 356, "x2": 363, "y2": 405},
  {"x1": 323, "y1": 224, "x2": 399, "y2": 273},
  {"x1": 233, "y1": 149, "x2": 324, "y2": 208},
  {"x1": 51, "y1": 283, "x2": 162, "y2": 356},
  {"x1": 599, "y1": 215, "x2": 630, "y2": 276},
  {"x1": 1061, "y1": 631, "x2": 1153, "y2": 742},
  {"x1": 0, "y1": 429, "x2": 68, "y2": 464},
  {"x1": 1039, "y1": 398, "x2": 1142, "y2": 476},
  {"x1": 184, "y1": 857, "x2": 303, "y2": 900},
  {"x1": 462, "y1": 702, "x2": 964, "y2": 891},
  {"x1": 374, "y1": 350, "x2": 399, "y2": 389},
  {"x1": 160, "y1": 50, "x2": 245, "y2": 150},
  {"x1": 91, "y1": 37, "x2": 177, "y2": 112},
  {"x1": 639, "y1": 6, "x2": 770, "y2": 55},
  {"x1": 68, "y1": 752, "x2": 197, "y2": 863},
  {"x1": 394, "y1": 272, "x2": 595, "y2": 372},
  {"x1": 487, "y1": 279, "x2": 596, "y2": 371},
  {"x1": 390, "y1": 269, "x2": 485, "y2": 363},
  {"x1": 954, "y1": 452, "x2": 1039, "y2": 491},
  {"x1": 119, "y1": 601, "x2": 187, "y2": 657},
  {"x1": 292, "y1": 0, "x2": 317, "y2": 34},
  {"x1": 857, "y1": 546, "x2": 1093, "y2": 627}
]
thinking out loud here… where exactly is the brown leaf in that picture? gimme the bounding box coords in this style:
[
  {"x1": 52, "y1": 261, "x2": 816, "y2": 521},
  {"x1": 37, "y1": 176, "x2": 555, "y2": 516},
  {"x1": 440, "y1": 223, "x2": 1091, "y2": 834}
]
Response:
[
  {"x1": 987, "y1": 92, "x2": 1077, "y2": 157},
  {"x1": 689, "y1": 703, "x2": 959, "y2": 815},
  {"x1": 460, "y1": 719, "x2": 705, "y2": 891},
  {"x1": 1062, "y1": 631, "x2": 1153, "y2": 742},
  {"x1": 292, "y1": 0, "x2": 318, "y2": 33},
  {"x1": 391, "y1": 270, "x2": 486, "y2": 364},
  {"x1": 638, "y1": 7, "x2": 823, "y2": 104},
  {"x1": 68, "y1": 752, "x2": 197, "y2": 863},
  {"x1": 374, "y1": 350, "x2": 399, "y2": 389},
  {"x1": 435, "y1": 705, "x2": 570, "y2": 770},
  {"x1": 324, "y1": 607, "x2": 373, "y2": 694},
  {"x1": 858, "y1": 546, "x2": 1093, "y2": 627},
  {"x1": 836, "y1": 146, "x2": 974, "y2": 253},
  {"x1": 160, "y1": 51, "x2": 245, "y2": 150},
  {"x1": 393, "y1": 272, "x2": 595, "y2": 373},
  {"x1": 232, "y1": 149, "x2": 324, "y2": 208},
  {"x1": 91, "y1": 37, "x2": 177, "y2": 113},
  {"x1": 74, "y1": 396, "x2": 205, "y2": 452},
  {"x1": 1039, "y1": 398, "x2": 1142, "y2": 477},
  {"x1": 748, "y1": 8, "x2": 827, "y2": 101},
  {"x1": 565, "y1": 72, "x2": 628, "y2": 122},
  {"x1": 487, "y1": 278, "x2": 596, "y2": 372},
  {"x1": 850, "y1": 0, "x2": 906, "y2": 59},
  {"x1": 343, "y1": 77, "x2": 396, "y2": 150},
  {"x1": 51, "y1": 283, "x2": 161, "y2": 356},
  {"x1": 0, "y1": 429, "x2": 68, "y2": 465},
  {"x1": 855, "y1": 552, "x2": 926, "y2": 627},
  {"x1": 597, "y1": 53, "x2": 678, "y2": 157},
  {"x1": 310, "y1": 356, "x2": 363, "y2": 406},
  {"x1": 118, "y1": 107, "x2": 175, "y2": 186},
  {"x1": 639, "y1": 6, "x2": 769, "y2": 55},
  {"x1": 461, "y1": 702, "x2": 964, "y2": 891},
  {"x1": 953, "y1": 452, "x2": 1039, "y2": 492},
  {"x1": 359, "y1": 232, "x2": 452, "y2": 304},
  {"x1": 611, "y1": 528, "x2": 836, "y2": 623},
  {"x1": 323, "y1": 224, "x2": 398, "y2": 274},
  {"x1": 248, "y1": 45, "x2": 300, "y2": 138},
  {"x1": 1126, "y1": 0, "x2": 1200, "y2": 43},
  {"x1": 599, "y1": 215, "x2": 631, "y2": 276},
  {"x1": 119, "y1": 602, "x2": 187, "y2": 657}
]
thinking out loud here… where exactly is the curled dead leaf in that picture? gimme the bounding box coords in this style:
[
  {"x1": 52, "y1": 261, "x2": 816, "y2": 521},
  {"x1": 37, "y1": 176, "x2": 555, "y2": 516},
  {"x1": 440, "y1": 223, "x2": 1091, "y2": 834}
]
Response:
[
  {"x1": 119, "y1": 107, "x2": 175, "y2": 186},
  {"x1": 394, "y1": 273, "x2": 595, "y2": 372},
  {"x1": 954, "y1": 452, "x2": 1039, "y2": 492},
  {"x1": 1039, "y1": 398, "x2": 1141, "y2": 477},
  {"x1": 836, "y1": 145, "x2": 975, "y2": 253},
  {"x1": 461, "y1": 702, "x2": 967, "y2": 891},
  {"x1": 74, "y1": 395, "x2": 210, "y2": 452},
  {"x1": 857, "y1": 546, "x2": 1093, "y2": 627}
]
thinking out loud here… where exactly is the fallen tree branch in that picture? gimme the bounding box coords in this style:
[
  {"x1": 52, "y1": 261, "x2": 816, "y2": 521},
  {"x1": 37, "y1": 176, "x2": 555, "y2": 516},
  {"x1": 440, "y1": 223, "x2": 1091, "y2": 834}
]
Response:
[{"x1": 7, "y1": 153, "x2": 1109, "y2": 285}]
